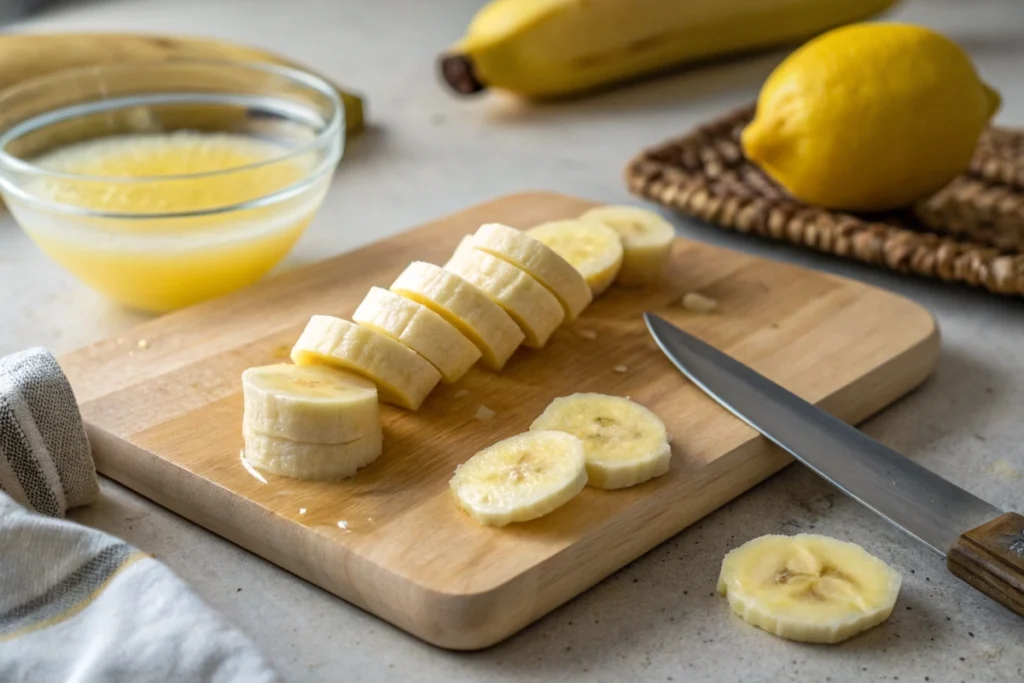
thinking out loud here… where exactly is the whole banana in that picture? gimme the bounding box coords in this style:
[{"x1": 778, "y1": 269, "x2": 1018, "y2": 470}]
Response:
[
  {"x1": 0, "y1": 33, "x2": 364, "y2": 133},
  {"x1": 440, "y1": 0, "x2": 899, "y2": 98}
]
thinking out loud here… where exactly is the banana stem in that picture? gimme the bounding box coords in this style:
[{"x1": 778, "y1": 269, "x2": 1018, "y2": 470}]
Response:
[{"x1": 440, "y1": 54, "x2": 486, "y2": 95}]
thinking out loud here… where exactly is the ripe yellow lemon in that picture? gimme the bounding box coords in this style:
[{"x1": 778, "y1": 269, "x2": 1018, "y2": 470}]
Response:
[{"x1": 742, "y1": 23, "x2": 1001, "y2": 212}]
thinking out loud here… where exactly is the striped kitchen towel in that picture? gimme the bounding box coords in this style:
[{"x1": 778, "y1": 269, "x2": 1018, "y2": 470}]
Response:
[
  {"x1": 0, "y1": 346, "x2": 98, "y2": 517},
  {"x1": 0, "y1": 491, "x2": 280, "y2": 682},
  {"x1": 0, "y1": 347, "x2": 280, "y2": 682}
]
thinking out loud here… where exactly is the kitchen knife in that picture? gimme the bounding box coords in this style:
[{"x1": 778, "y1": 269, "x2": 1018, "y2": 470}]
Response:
[{"x1": 644, "y1": 312, "x2": 1024, "y2": 617}]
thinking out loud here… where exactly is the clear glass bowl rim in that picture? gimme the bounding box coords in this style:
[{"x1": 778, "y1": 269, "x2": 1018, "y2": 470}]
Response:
[{"x1": 0, "y1": 58, "x2": 343, "y2": 219}]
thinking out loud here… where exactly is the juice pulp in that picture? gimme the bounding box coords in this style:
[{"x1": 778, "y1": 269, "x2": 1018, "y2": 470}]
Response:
[{"x1": 13, "y1": 132, "x2": 324, "y2": 312}]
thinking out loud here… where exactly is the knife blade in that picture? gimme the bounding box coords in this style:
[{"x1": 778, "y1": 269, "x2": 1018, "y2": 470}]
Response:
[{"x1": 645, "y1": 312, "x2": 1024, "y2": 616}]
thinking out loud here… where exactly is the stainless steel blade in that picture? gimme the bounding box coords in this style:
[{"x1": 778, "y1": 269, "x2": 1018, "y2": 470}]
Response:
[{"x1": 645, "y1": 313, "x2": 1002, "y2": 557}]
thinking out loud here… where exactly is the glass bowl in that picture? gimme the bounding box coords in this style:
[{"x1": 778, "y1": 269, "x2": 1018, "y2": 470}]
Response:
[{"x1": 0, "y1": 59, "x2": 343, "y2": 312}]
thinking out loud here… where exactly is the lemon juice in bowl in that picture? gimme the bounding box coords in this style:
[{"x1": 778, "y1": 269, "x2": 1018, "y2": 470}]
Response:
[
  {"x1": 16, "y1": 131, "x2": 325, "y2": 312},
  {"x1": 0, "y1": 60, "x2": 343, "y2": 312}
]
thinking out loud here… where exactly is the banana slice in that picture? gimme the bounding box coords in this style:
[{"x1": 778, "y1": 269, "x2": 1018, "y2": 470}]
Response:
[
  {"x1": 717, "y1": 534, "x2": 902, "y2": 644},
  {"x1": 291, "y1": 315, "x2": 441, "y2": 411},
  {"x1": 353, "y1": 286, "x2": 481, "y2": 383},
  {"x1": 445, "y1": 236, "x2": 564, "y2": 348},
  {"x1": 243, "y1": 425, "x2": 382, "y2": 480},
  {"x1": 580, "y1": 205, "x2": 675, "y2": 287},
  {"x1": 471, "y1": 223, "x2": 592, "y2": 322},
  {"x1": 530, "y1": 393, "x2": 671, "y2": 489},
  {"x1": 390, "y1": 261, "x2": 524, "y2": 370},
  {"x1": 527, "y1": 219, "x2": 624, "y2": 296},
  {"x1": 449, "y1": 430, "x2": 587, "y2": 526},
  {"x1": 242, "y1": 363, "x2": 378, "y2": 444}
]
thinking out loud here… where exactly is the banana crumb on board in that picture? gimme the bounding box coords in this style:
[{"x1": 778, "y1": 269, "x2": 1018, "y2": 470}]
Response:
[
  {"x1": 988, "y1": 459, "x2": 1021, "y2": 479},
  {"x1": 576, "y1": 329, "x2": 598, "y2": 340},
  {"x1": 681, "y1": 292, "x2": 718, "y2": 313},
  {"x1": 474, "y1": 405, "x2": 496, "y2": 421},
  {"x1": 454, "y1": 389, "x2": 470, "y2": 399},
  {"x1": 136, "y1": 339, "x2": 149, "y2": 349},
  {"x1": 614, "y1": 365, "x2": 628, "y2": 373}
]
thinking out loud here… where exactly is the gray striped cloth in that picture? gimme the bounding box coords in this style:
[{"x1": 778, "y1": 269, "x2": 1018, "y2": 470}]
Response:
[
  {"x1": 0, "y1": 348, "x2": 280, "y2": 682},
  {"x1": 0, "y1": 347, "x2": 98, "y2": 517}
]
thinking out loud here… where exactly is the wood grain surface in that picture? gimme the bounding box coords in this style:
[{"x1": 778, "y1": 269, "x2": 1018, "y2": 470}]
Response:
[
  {"x1": 948, "y1": 512, "x2": 1024, "y2": 617},
  {"x1": 59, "y1": 191, "x2": 941, "y2": 649}
]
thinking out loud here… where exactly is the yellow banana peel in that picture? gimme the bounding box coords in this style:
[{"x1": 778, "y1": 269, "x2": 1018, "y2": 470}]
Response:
[{"x1": 440, "y1": 0, "x2": 900, "y2": 99}]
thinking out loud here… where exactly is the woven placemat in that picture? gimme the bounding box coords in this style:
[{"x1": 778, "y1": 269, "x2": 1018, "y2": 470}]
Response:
[{"x1": 625, "y1": 105, "x2": 1024, "y2": 296}]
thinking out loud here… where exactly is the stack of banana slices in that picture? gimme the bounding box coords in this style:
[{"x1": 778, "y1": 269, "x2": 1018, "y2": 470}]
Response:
[
  {"x1": 241, "y1": 363, "x2": 382, "y2": 479},
  {"x1": 241, "y1": 205, "x2": 676, "y2": 482}
]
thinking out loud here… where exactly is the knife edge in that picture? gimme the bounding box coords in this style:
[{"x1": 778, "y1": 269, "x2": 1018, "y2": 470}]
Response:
[{"x1": 643, "y1": 312, "x2": 1001, "y2": 557}]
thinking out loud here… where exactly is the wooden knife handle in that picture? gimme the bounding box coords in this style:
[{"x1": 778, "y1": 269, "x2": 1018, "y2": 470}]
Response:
[{"x1": 947, "y1": 512, "x2": 1024, "y2": 617}]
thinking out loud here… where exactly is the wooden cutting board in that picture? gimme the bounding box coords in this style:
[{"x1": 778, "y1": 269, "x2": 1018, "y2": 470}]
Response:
[{"x1": 60, "y1": 191, "x2": 940, "y2": 650}]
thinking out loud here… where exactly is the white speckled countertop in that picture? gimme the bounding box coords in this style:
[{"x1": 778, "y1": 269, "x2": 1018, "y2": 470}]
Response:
[{"x1": 2, "y1": 1, "x2": 1023, "y2": 680}]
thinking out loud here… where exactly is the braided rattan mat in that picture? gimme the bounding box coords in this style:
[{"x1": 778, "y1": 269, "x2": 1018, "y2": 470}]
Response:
[{"x1": 625, "y1": 105, "x2": 1024, "y2": 296}]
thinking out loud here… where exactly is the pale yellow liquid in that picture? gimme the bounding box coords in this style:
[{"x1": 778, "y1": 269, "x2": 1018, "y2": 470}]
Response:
[{"x1": 14, "y1": 132, "x2": 322, "y2": 312}]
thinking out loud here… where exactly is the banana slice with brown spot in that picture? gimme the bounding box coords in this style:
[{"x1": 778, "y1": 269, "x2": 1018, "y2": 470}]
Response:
[
  {"x1": 527, "y1": 219, "x2": 623, "y2": 296},
  {"x1": 390, "y1": 261, "x2": 524, "y2": 370},
  {"x1": 242, "y1": 362, "x2": 378, "y2": 443},
  {"x1": 291, "y1": 315, "x2": 441, "y2": 411},
  {"x1": 353, "y1": 286, "x2": 481, "y2": 383},
  {"x1": 580, "y1": 205, "x2": 675, "y2": 287},
  {"x1": 471, "y1": 223, "x2": 592, "y2": 322},
  {"x1": 449, "y1": 430, "x2": 587, "y2": 526},
  {"x1": 445, "y1": 236, "x2": 564, "y2": 348},
  {"x1": 530, "y1": 392, "x2": 671, "y2": 489},
  {"x1": 717, "y1": 534, "x2": 902, "y2": 644}
]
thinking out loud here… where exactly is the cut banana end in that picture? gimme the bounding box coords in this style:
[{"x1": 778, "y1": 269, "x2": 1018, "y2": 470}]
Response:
[
  {"x1": 717, "y1": 534, "x2": 902, "y2": 644},
  {"x1": 353, "y1": 286, "x2": 481, "y2": 383},
  {"x1": 527, "y1": 219, "x2": 624, "y2": 296},
  {"x1": 471, "y1": 223, "x2": 592, "y2": 322},
  {"x1": 242, "y1": 363, "x2": 378, "y2": 444},
  {"x1": 243, "y1": 425, "x2": 382, "y2": 480},
  {"x1": 445, "y1": 236, "x2": 564, "y2": 348},
  {"x1": 450, "y1": 430, "x2": 587, "y2": 526},
  {"x1": 291, "y1": 315, "x2": 441, "y2": 411},
  {"x1": 530, "y1": 393, "x2": 671, "y2": 489},
  {"x1": 391, "y1": 261, "x2": 524, "y2": 370},
  {"x1": 580, "y1": 206, "x2": 675, "y2": 287}
]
